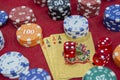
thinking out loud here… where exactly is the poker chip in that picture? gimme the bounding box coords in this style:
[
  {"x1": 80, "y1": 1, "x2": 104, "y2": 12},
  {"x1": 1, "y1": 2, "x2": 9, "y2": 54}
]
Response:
[
  {"x1": 16, "y1": 23, "x2": 42, "y2": 47},
  {"x1": 0, "y1": 30, "x2": 5, "y2": 51},
  {"x1": 113, "y1": 44, "x2": 120, "y2": 68},
  {"x1": 33, "y1": 0, "x2": 47, "y2": 7},
  {"x1": 77, "y1": 0, "x2": 101, "y2": 18},
  {"x1": 19, "y1": 68, "x2": 51, "y2": 80},
  {"x1": 0, "y1": 51, "x2": 30, "y2": 79},
  {"x1": 0, "y1": 10, "x2": 8, "y2": 26},
  {"x1": 9, "y1": 6, "x2": 36, "y2": 28},
  {"x1": 103, "y1": 4, "x2": 120, "y2": 32},
  {"x1": 83, "y1": 66, "x2": 117, "y2": 80},
  {"x1": 47, "y1": 0, "x2": 71, "y2": 20},
  {"x1": 63, "y1": 15, "x2": 89, "y2": 38}
]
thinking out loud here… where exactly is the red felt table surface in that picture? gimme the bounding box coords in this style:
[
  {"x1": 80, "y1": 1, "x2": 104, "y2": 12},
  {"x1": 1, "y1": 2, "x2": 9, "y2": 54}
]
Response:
[{"x1": 0, "y1": 0, "x2": 120, "y2": 80}]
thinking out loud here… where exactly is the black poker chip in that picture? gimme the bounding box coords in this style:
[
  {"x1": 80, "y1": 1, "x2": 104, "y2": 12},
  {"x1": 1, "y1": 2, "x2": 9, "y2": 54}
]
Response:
[
  {"x1": 49, "y1": 12, "x2": 71, "y2": 21},
  {"x1": 47, "y1": 0, "x2": 70, "y2": 12},
  {"x1": 47, "y1": 0, "x2": 71, "y2": 20}
]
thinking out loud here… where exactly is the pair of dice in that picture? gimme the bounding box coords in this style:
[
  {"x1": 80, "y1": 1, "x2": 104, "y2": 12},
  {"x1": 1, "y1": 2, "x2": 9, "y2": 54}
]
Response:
[
  {"x1": 63, "y1": 41, "x2": 90, "y2": 64},
  {"x1": 93, "y1": 37, "x2": 112, "y2": 66}
]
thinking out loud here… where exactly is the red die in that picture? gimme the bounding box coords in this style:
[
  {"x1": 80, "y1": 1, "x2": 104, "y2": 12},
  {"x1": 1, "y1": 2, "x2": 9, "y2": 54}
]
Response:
[
  {"x1": 93, "y1": 53, "x2": 108, "y2": 66},
  {"x1": 97, "y1": 37, "x2": 112, "y2": 50},
  {"x1": 64, "y1": 41, "x2": 76, "y2": 58},
  {"x1": 97, "y1": 47, "x2": 111, "y2": 55}
]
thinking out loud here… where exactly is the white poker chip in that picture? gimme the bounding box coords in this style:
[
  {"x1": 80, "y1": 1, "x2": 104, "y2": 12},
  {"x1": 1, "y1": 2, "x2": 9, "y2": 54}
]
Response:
[
  {"x1": 63, "y1": 15, "x2": 89, "y2": 38},
  {"x1": 0, "y1": 30, "x2": 5, "y2": 51},
  {"x1": 0, "y1": 51, "x2": 29, "y2": 78}
]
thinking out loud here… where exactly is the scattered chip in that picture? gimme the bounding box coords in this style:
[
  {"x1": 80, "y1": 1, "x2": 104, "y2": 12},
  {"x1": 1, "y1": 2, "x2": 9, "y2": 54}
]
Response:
[
  {"x1": 19, "y1": 68, "x2": 51, "y2": 80},
  {"x1": 0, "y1": 30, "x2": 5, "y2": 51},
  {"x1": 77, "y1": 0, "x2": 101, "y2": 18},
  {"x1": 33, "y1": 0, "x2": 47, "y2": 7},
  {"x1": 103, "y1": 4, "x2": 120, "y2": 32},
  {"x1": 83, "y1": 66, "x2": 117, "y2": 80},
  {"x1": 16, "y1": 23, "x2": 42, "y2": 47},
  {"x1": 63, "y1": 15, "x2": 89, "y2": 38},
  {"x1": 47, "y1": 0, "x2": 71, "y2": 20},
  {"x1": 0, "y1": 10, "x2": 8, "y2": 26},
  {"x1": 9, "y1": 6, "x2": 36, "y2": 28},
  {"x1": 113, "y1": 44, "x2": 120, "y2": 68},
  {"x1": 0, "y1": 51, "x2": 29, "y2": 79}
]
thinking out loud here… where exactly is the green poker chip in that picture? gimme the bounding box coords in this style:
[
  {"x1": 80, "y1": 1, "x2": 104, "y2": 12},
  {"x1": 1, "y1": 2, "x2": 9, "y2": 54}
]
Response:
[{"x1": 83, "y1": 66, "x2": 117, "y2": 80}]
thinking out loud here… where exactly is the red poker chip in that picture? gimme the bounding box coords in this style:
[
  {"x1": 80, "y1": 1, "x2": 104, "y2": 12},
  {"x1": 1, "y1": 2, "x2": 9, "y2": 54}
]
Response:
[
  {"x1": 77, "y1": 0, "x2": 101, "y2": 18},
  {"x1": 33, "y1": 0, "x2": 46, "y2": 7},
  {"x1": 9, "y1": 6, "x2": 36, "y2": 28}
]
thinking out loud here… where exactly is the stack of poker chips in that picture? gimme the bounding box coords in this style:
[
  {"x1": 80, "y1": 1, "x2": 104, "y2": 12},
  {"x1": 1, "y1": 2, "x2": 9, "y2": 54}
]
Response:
[
  {"x1": 16, "y1": 23, "x2": 43, "y2": 47},
  {"x1": 33, "y1": 0, "x2": 47, "y2": 7},
  {"x1": 0, "y1": 30, "x2": 5, "y2": 51},
  {"x1": 9, "y1": 6, "x2": 36, "y2": 28},
  {"x1": 113, "y1": 44, "x2": 120, "y2": 68},
  {"x1": 19, "y1": 68, "x2": 51, "y2": 80},
  {"x1": 0, "y1": 51, "x2": 29, "y2": 79},
  {"x1": 47, "y1": 0, "x2": 71, "y2": 20},
  {"x1": 82, "y1": 66, "x2": 117, "y2": 80},
  {"x1": 103, "y1": 4, "x2": 120, "y2": 32},
  {"x1": 77, "y1": 0, "x2": 101, "y2": 18},
  {"x1": 0, "y1": 10, "x2": 8, "y2": 26},
  {"x1": 63, "y1": 15, "x2": 89, "y2": 39}
]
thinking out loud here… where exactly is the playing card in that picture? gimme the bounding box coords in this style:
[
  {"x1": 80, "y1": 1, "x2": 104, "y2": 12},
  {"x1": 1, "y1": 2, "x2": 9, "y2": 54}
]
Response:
[
  {"x1": 50, "y1": 32, "x2": 95, "y2": 79},
  {"x1": 50, "y1": 34, "x2": 69, "y2": 80},
  {"x1": 41, "y1": 37, "x2": 58, "y2": 80}
]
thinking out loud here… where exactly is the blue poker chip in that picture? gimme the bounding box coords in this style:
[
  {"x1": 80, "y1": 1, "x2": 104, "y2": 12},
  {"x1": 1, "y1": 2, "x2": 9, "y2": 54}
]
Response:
[
  {"x1": 103, "y1": 17, "x2": 120, "y2": 32},
  {"x1": 19, "y1": 68, "x2": 51, "y2": 80},
  {"x1": 63, "y1": 15, "x2": 89, "y2": 38},
  {"x1": 103, "y1": 23, "x2": 119, "y2": 32},
  {"x1": 103, "y1": 4, "x2": 120, "y2": 32},
  {"x1": 0, "y1": 51, "x2": 29, "y2": 78},
  {"x1": 104, "y1": 4, "x2": 120, "y2": 23},
  {"x1": 0, "y1": 10, "x2": 8, "y2": 26}
]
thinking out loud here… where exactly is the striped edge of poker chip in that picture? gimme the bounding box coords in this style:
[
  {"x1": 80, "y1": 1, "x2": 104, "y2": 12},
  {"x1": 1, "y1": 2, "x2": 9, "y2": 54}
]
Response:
[
  {"x1": 19, "y1": 68, "x2": 51, "y2": 80},
  {"x1": 0, "y1": 10, "x2": 8, "y2": 26},
  {"x1": 0, "y1": 30, "x2": 5, "y2": 51},
  {"x1": 113, "y1": 44, "x2": 120, "y2": 68},
  {"x1": 0, "y1": 51, "x2": 29, "y2": 77},
  {"x1": 103, "y1": 21, "x2": 120, "y2": 32},
  {"x1": 16, "y1": 23, "x2": 42, "y2": 47},
  {"x1": 104, "y1": 4, "x2": 120, "y2": 23},
  {"x1": 82, "y1": 66, "x2": 117, "y2": 80},
  {"x1": 65, "y1": 29, "x2": 88, "y2": 39}
]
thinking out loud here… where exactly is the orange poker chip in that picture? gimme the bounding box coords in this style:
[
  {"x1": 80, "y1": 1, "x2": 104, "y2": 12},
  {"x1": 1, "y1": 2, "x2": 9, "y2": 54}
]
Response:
[
  {"x1": 16, "y1": 23, "x2": 42, "y2": 47},
  {"x1": 113, "y1": 44, "x2": 120, "y2": 68}
]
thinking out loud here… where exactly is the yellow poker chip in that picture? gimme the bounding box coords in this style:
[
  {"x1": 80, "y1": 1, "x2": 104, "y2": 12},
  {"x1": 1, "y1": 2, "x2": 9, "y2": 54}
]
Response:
[
  {"x1": 113, "y1": 44, "x2": 120, "y2": 68},
  {"x1": 16, "y1": 23, "x2": 42, "y2": 47}
]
